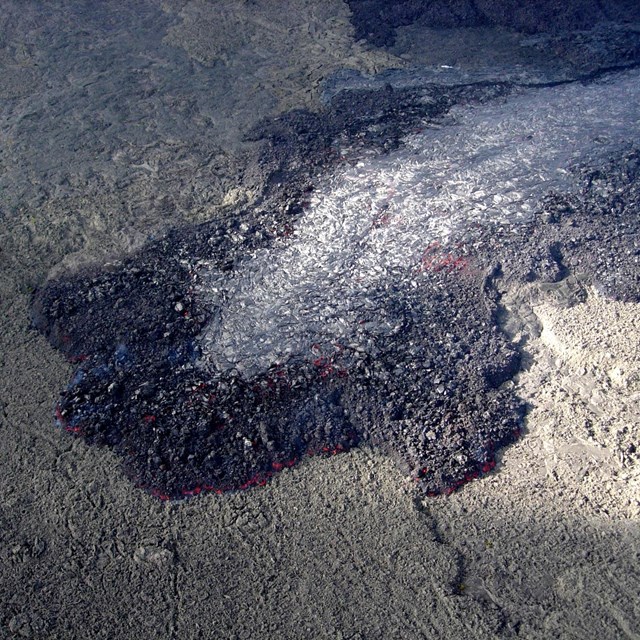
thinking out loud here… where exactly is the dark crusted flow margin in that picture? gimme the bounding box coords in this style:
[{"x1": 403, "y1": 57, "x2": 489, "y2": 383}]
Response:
[
  {"x1": 32, "y1": 78, "x2": 640, "y2": 500},
  {"x1": 345, "y1": 0, "x2": 640, "y2": 47}
]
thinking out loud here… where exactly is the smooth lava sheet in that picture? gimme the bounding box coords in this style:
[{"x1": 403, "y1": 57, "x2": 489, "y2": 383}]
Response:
[{"x1": 32, "y1": 70, "x2": 640, "y2": 499}]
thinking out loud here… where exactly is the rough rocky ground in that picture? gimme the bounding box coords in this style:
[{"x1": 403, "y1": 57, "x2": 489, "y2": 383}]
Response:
[{"x1": 1, "y1": 1, "x2": 639, "y2": 638}]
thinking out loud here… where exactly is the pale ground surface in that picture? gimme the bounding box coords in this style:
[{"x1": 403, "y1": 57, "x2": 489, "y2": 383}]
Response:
[
  {"x1": 1, "y1": 1, "x2": 639, "y2": 638},
  {"x1": 2, "y1": 285, "x2": 639, "y2": 638}
]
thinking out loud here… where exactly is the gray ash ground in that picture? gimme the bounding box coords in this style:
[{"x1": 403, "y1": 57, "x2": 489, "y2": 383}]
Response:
[{"x1": 32, "y1": 70, "x2": 640, "y2": 499}]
